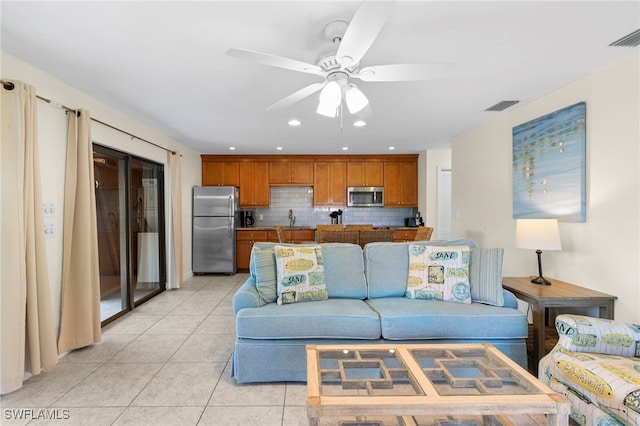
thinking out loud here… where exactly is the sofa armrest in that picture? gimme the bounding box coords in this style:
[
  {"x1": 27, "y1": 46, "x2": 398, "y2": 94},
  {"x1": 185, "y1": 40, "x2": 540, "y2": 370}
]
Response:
[
  {"x1": 554, "y1": 314, "x2": 640, "y2": 357},
  {"x1": 502, "y1": 289, "x2": 518, "y2": 309},
  {"x1": 232, "y1": 276, "x2": 261, "y2": 314}
]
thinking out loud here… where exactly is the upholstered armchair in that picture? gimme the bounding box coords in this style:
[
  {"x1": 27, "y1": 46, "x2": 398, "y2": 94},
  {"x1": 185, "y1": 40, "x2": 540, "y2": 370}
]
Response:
[{"x1": 539, "y1": 314, "x2": 640, "y2": 426}]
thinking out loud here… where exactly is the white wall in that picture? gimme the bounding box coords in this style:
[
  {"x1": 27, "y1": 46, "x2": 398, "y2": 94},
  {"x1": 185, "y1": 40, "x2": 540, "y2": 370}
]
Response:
[
  {"x1": 452, "y1": 53, "x2": 639, "y2": 323},
  {"x1": 2, "y1": 52, "x2": 201, "y2": 334}
]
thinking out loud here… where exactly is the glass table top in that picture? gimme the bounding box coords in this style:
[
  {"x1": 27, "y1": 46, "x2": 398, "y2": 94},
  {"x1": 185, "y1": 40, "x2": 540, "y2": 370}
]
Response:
[{"x1": 314, "y1": 345, "x2": 543, "y2": 398}]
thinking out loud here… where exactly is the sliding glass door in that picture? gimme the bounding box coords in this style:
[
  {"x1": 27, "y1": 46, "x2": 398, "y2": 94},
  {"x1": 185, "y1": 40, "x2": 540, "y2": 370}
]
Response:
[{"x1": 93, "y1": 145, "x2": 165, "y2": 324}]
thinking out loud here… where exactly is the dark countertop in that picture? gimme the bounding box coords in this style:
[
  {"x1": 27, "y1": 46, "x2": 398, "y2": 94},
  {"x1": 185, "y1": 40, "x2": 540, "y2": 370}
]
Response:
[
  {"x1": 236, "y1": 226, "x2": 419, "y2": 231},
  {"x1": 236, "y1": 226, "x2": 316, "y2": 231}
]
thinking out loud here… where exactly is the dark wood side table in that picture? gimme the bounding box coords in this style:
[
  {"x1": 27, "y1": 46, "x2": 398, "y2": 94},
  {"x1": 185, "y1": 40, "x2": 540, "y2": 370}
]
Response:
[{"x1": 502, "y1": 276, "x2": 617, "y2": 376}]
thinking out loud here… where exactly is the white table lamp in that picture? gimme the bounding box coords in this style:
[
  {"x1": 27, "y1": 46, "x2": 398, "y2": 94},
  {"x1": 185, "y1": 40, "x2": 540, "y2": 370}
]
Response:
[{"x1": 515, "y1": 219, "x2": 562, "y2": 285}]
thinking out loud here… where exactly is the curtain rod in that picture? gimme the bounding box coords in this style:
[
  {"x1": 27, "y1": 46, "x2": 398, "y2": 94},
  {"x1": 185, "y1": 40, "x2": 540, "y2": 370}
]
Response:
[
  {"x1": 90, "y1": 117, "x2": 177, "y2": 156},
  {"x1": 2, "y1": 79, "x2": 178, "y2": 156}
]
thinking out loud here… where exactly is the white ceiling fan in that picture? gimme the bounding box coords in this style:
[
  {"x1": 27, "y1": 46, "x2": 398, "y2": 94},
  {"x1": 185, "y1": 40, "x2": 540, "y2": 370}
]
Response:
[{"x1": 226, "y1": 1, "x2": 453, "y2": 118}]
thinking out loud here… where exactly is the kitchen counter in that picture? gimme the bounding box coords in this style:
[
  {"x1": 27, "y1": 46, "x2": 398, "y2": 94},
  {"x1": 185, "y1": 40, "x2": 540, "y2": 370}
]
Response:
[
  {"x1": 236, "y1": 226, "x2": 420, "y2": 270},
  {"x1": 237, "y1": 226, "x2": 419, "y2": 231},
  {"x1": 236, "y1": 226, "x2": 316, "y2": 231}
]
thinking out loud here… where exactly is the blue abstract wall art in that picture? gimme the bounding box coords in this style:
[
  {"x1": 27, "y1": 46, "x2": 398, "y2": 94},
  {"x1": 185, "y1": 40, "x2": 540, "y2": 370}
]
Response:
[{"x1": 512, "y1": 102, "x2": 586, "y2": 222}]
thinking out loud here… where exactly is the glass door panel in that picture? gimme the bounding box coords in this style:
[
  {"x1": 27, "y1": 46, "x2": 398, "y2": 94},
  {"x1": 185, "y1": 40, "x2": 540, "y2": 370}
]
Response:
[
  {"x1": 93, "y1": 145, "x2": 165, "y2": 324},
  {"x1": 94, "y1": 150, "x2": 128, "y2": 322},
  {"x1": 130, "y1": 159, "x2": 164, "y2": 304}
]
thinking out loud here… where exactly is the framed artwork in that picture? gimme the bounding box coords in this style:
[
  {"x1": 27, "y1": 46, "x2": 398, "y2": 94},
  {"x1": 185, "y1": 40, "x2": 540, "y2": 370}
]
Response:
[{"x1": 512, "y1": 102, "x2": 586, "y2": 222}]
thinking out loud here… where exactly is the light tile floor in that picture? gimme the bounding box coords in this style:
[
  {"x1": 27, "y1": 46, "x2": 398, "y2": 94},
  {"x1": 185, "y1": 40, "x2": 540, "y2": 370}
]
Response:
[{"x1": 1, "y1": 273, "x2": 308, "y2": 426}]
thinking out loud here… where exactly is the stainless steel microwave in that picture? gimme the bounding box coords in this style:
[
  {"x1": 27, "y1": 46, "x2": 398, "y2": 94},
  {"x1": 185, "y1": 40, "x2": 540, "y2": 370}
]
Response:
[{"x1": 347, "y1": 186, "x2": 384, "y2": 207}]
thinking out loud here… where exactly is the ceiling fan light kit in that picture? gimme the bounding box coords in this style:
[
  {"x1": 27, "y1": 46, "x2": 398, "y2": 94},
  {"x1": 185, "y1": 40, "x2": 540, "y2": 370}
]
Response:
[
  {"x1": 226, "y1": 1, "x2": 453, "y2": 121},
  {"x1": 344, "y1": 84, "x2": 368, "y2": 114}
]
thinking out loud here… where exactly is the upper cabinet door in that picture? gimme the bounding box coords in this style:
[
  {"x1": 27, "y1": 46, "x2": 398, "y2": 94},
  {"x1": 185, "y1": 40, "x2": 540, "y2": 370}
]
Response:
[
  {"x1": 346, "y1": 161, "x2": 383, "y2": 187},
  {"x1": 202, "y1": 161, "x2": 239, "y2": 186},
  {"x1": 313, "y1": 161, "x2": 346, "y2": 206},
  {"x1": 383, "y1": 161, "x2": 418, "y2": 207},
  {"x1": 269, "y1": 161, "x2": 313, "y2": 185},
  {"x1": 239, "y1": 162, "x2": 270, "y2": 207}
]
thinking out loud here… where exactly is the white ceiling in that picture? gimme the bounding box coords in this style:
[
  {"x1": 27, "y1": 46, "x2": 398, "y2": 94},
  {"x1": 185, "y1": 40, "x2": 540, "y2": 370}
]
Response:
[{"x1": 1, "y1": 1, "x2": 638, "y2": 155}]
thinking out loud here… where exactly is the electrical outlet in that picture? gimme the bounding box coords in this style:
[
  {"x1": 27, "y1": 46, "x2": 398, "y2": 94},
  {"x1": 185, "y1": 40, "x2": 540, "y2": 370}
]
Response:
[
  {"x1": 44, "y1": 224, "x2": 55, "y2": 238},
  {"x1": 42, "y1": 203, "x2": 55, "y2": 217},
  {"x1": 259, "y1": 214, "x2": 263, "y2": 220}
]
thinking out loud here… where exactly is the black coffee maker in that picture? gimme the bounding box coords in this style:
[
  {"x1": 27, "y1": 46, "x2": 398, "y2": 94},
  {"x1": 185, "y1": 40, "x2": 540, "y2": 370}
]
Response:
[
  {"x1": 404, "y1": 211, "x2": 424, "y2": 227},
  {"x1": 239, "y1": 210, "x2": 255, "y2": 228},
  {"x1": 244, "y1": 211, "x2": 254, "y2": 227}
]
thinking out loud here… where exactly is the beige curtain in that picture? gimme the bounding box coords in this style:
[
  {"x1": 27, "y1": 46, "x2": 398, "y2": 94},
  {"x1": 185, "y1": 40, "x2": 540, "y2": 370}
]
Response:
[
  {"x1": 167, "y1": 151, "x2": 183, "y2": 289},
  {"x1": 1, "y1": 81, "x2": 58, "y2": 394},
  {"x1": 57, "y1": 109, "x2": 101, "y2": 354}
]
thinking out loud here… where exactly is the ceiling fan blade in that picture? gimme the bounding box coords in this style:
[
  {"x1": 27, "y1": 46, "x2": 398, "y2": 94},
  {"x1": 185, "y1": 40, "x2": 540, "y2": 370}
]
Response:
[
  {"x1": 226, "y1": 48, "x2": 325, "y2": 77},
  {"x1": 336, "y1": 1, "x2": 395, "y2": 68},
  {"x1": 266, "y1": 82, "x2": 327, "y2": 111},
  {"x1": 353, "y1": 63, "x2": 455, "y2": 82}
]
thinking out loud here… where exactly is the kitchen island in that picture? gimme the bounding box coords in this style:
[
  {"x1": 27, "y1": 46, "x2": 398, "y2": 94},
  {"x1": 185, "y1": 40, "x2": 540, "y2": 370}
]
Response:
[{"x1": 235, "y1": 226, "x2": 419, "y2": 271}]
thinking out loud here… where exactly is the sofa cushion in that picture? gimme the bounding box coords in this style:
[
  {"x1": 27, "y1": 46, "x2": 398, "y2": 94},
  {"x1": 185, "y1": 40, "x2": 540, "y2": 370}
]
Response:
[
  {"x1": 469, "y1": 248, "x2": 505, "y2": 306},
  {"x1": 365, "y1": 297, "x2": 527, "y2": 340},
  {"x1": 406, "y1": 245, "x2": 471, "y2": 304},
  {"x1": 543, "y1": 372, "x2": 635, "y2": 426},
  {"x1": 319, "y1": 243, "x2": 367, "y2": 299},
  {"x1": 250, "y1": 242, "x2": 368, "y2": 301},
  {"x1": 365, "y1": 239, "x2": 478, "y2": 299},
  {"x1": 275, "y1": 245, "x2": 327, "y2": 304},
  {"x1": 236, "y1": 299, "x2": 381, "y2": 339}
]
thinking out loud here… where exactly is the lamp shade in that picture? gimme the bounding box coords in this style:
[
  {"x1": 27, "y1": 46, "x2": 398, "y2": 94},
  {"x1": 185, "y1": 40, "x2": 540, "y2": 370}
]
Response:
[{"x1": 515, "y1": 219, "x2": 562, "y2": 250}]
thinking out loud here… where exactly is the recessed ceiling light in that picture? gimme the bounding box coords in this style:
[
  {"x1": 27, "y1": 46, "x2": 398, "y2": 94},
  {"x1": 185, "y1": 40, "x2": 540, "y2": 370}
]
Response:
[
  {"x1": 388, "y1": 146, "x2": 395, "y2": 150},
  {"x1": 229, "y1": 146, "x2": 236, "y2": 151},
  {"x1": 342, "y1": 147, "x2": 349, "y2": 151},
  {"x1": 288, "y1": 119, "x2": 301, "y2": 127},
  {"x1": 276, "y1": 146, "x2": 283, "y2": 151},
  {"x1": 353, "y1": 120, "x2": 367, "y2": 127}
]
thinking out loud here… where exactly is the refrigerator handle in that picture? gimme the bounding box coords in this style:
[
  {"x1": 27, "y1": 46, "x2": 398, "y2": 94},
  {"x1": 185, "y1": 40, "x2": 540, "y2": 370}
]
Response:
[{"x1": 228, "y1": 195, "x2": 233, "y2": 238}]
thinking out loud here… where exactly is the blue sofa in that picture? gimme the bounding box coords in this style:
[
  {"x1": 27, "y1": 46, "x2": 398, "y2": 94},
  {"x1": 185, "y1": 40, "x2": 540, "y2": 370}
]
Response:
[{"x1": 231, "y1": 239, "x2": 528, "y2": 383}]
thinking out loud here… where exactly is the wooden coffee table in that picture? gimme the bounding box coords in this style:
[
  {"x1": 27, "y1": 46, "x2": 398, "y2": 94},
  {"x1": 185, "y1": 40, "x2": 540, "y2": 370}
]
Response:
[{"x1": 306, "y1": 343, "x2": 568, "y2": 426}]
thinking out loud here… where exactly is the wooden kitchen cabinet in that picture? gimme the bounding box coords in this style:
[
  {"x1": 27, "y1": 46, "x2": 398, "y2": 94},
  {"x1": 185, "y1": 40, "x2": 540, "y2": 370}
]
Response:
[
  {"x1": 239, "y1": 162, "x2": 270, "y2": 208},
  {"x1": 394, "y1": 228, "x2": 418, "y2": 242},
  {"x1": 282, "y1": 229, "x2": 316, "y2": 244},
  {"x1": 201, "y1": 160, "x2": 239, "y2": 186},
  {"x1": 384, "y1": 161, "x2": 418, "y2": 207},
  {"x1": 346, "y1": 161, "x2": 383, "y2": 187},
  {"x1": 269, "y1": 161, "x2": 314, "y2": 185},
  {"x1": 313, "y1": 161, "x2": 347, "y2": 206},
  {"x1": 236, "y1": 229, "x2": 270, "y2": 271}
]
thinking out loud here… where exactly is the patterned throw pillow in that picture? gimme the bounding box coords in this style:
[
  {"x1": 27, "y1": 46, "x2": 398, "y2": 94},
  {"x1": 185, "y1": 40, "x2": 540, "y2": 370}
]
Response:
[
  {"x1": 274, "y1": 245, "x2": 327, "y2": 305},
  {"x1": 406, "y1": 245, "x2": 471, "y2": 304}
]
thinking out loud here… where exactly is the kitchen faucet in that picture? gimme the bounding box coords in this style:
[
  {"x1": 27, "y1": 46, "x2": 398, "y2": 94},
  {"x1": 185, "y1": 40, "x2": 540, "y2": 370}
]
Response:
[{"x1": 288, "y1": 209, "x2": 296, "y2": 227}]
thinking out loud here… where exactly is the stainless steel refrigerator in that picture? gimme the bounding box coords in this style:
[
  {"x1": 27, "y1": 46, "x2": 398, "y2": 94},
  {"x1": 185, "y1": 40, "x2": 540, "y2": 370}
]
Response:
[{"x1": 192, "y1": 186, "x2": 239, "y2": 274}]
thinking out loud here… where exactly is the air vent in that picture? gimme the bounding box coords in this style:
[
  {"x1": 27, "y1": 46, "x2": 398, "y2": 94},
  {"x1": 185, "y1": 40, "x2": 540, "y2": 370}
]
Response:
[
  {"x1": 485, "y1": 100, "x2": 519, "y2": 112},
  {"x1": 609, "y1": 29, "x2": 640, "y2": 47}
]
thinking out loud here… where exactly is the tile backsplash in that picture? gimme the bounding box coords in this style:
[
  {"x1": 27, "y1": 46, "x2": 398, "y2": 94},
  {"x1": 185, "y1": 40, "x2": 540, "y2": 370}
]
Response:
[{"x1": 247, "y1": 186, "x2": 415, "y2": 228}]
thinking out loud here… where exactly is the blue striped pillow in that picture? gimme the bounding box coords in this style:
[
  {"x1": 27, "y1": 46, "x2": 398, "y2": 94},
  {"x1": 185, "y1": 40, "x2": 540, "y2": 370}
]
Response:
[
  {"x1": 469, "y1": 248, "x2": 505, "y2": 306},
  {"x1": 252, "y1": 245, "x2": 278, "y2": 305}
]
